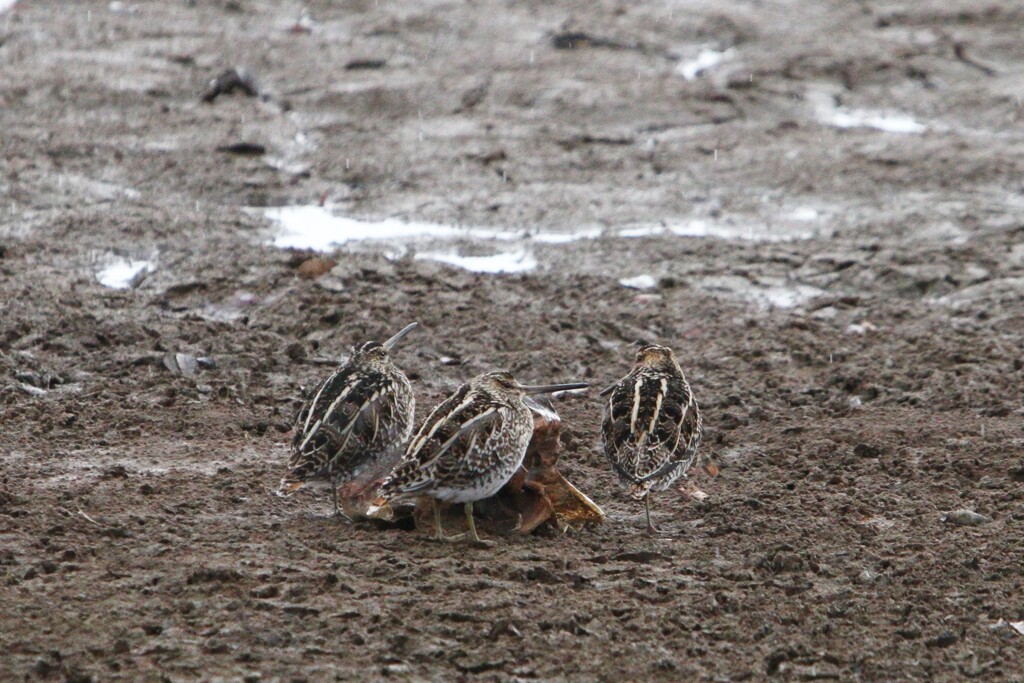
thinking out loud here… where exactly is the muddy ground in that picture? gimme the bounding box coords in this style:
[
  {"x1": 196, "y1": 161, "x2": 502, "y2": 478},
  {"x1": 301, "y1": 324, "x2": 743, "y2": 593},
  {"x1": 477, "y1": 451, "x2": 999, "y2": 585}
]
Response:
[{"x1": 2, "y1": 0, "x2": 1024, "y2": 681}]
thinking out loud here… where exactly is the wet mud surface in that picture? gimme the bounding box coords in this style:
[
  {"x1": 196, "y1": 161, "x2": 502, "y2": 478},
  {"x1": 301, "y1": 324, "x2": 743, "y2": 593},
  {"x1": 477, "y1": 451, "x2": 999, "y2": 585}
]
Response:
[{"x1": 2, "y1": 1, "x2": 1024, "y2": 681}]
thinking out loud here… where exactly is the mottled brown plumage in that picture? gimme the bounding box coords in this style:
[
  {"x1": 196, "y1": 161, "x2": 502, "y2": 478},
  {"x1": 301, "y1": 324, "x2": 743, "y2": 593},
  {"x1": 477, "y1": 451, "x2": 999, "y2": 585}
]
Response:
[
  {"x1": 601, "y1": 343, "x2": 705, "y2": 532},
  {"x1": 368, "y1": 370, "x2": 588, "y2": 542},
  {"x1": 277, "y1": 323, "x2": 418, "y2": 516}
]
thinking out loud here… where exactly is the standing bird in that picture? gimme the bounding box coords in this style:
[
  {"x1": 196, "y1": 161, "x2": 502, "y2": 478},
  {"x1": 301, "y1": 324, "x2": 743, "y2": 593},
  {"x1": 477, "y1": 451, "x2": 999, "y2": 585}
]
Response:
[
  {"x1": 601, "y1": 343, "x2": 708, "y2": 533},
  {"x1": 367, "y1": 370, "x2": 588, "y2": 543},
  {"x1": 277, "y1": 322, "x2": 419, "y2": 516}
]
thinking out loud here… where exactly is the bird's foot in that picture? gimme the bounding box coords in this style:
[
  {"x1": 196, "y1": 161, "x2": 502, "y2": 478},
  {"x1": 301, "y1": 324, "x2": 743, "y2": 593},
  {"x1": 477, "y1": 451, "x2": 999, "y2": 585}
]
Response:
[
  {"x1": 462, "y1": 502, "x2": 493, "y2": 548},
  {"x1": 642, "y1": 493, "x2": 663, "y2": 534},
  {"x1": 434, "y1": 532, "x2": 467, "y2": 543},
  {"x1": 330, "y1": 485, "x2": 353, "y2": 522}
]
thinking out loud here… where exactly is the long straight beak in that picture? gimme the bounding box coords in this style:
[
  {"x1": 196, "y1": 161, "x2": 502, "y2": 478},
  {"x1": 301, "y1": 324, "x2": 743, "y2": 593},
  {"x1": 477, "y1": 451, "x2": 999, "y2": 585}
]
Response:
[
  {"x1": 521, "y1": 382, "x2": 589, "y2": 395},
  {"x1": 382, "y1": 322, "x2": 419, "y2": 350}
]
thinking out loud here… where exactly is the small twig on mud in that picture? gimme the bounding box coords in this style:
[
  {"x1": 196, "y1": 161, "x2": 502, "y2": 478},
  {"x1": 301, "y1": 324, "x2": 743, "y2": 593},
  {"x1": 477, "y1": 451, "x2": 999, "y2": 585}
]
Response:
[
  {"x1": 75, "y1": 507, "x2": 103, "y2": 527},
  {"x1": 952, "y1": 42, "x2": 998, "y2": 77}
]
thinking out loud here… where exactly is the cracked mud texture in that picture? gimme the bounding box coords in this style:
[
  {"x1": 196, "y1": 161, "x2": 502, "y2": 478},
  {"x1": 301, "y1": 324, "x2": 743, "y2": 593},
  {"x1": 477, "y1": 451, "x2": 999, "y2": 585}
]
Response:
[{"x1": 2, "y1": 1, "x2": 1023, "y2": 681}]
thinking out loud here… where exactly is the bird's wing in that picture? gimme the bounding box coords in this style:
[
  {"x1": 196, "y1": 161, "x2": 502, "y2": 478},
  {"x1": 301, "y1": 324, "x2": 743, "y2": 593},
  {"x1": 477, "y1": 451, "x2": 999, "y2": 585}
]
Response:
[
  {"x1": 287, "y1": 369, "x2": 352, "y2": 472},
  {"x1": 601, "y1": 372, "x2": 647, "y2": 480},
  {"x1": 344, "y1": 375, "x2": 412, "y2": 453},
  {"x1": 288, "y1": 366, "x2": 400, "y2": 473},
  {"x1": 382, "y1": 385, "x2": 501, "y2": 496},
  {"x1": 602, "y1": 370, "x2": 691, "y2": 483},
  {"x1": 648, "y1": 374, "x2": 695, "y2": 453},
  {"x1": 428, "y1": 405, "x2": 514, "y2": 488}
]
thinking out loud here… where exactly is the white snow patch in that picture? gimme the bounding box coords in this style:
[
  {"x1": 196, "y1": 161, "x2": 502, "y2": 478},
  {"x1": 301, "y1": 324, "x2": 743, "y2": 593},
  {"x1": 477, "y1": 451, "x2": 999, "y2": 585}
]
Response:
[
  {"x1": 265, "y1": 205, "x2": 519, "y2": 250},
  {"x1": 265, "y1": 157, "x2": 311, "y2": 177},
  {"x1": 266, "y1": 206, "x2": 604, "y2": 249},
  {"x1": 619, "y1": 225, "x2": 666, "y2": 238},
  {"x1": 97, "y1": 258, "x2": 154, "y2": 289},
  {"x1": 667, "y1": 219, "x2": 813, "y2": 242},
  {"x1": 677, "y1": 48, "x2": 733, "y2": 81},
  {"x1": 414, "y1": 249, "x2": 537, "y2": 274},
  {"x1": 108, "y1": 1, "x2": 138, "y2": 13},
  {"x1": 266, "y1": 206, "x2": 817, "y2": 253},
  {"x1": 532, "y1": 228, "x2": 603, "y2": 244},
  {"x1": 809, "y1": 90, "x2": 927, "y2": 134},
  {"x1": 143, "y1": 138, "x2": 181, "y2": 152},
  {"x1": 790, "y1": 207, "x2": 820, "y2": 221},
  {"x1": 619, "y1": 274, "x2": 658, "y2": 290},
  {"x1": 828, "y1": 110, "x2": 926, "y2": 134}
]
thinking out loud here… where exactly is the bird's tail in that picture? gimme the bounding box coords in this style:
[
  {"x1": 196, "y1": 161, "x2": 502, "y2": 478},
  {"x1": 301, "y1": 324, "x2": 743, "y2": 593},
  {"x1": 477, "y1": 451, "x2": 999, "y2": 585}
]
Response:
[{"x1": 628, "y1": 482, "x2": 652, "y2": 500}]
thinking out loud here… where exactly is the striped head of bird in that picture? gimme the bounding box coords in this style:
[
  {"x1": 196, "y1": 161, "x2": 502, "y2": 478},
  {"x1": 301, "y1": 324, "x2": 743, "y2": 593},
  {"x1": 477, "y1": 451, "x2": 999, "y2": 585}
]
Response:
[
  {"x1": 347, "y1": 321, "x2": 419, "y2": 368},
  {"x1": 633, "y1": 343, "x2": 681, "y2": 372}
]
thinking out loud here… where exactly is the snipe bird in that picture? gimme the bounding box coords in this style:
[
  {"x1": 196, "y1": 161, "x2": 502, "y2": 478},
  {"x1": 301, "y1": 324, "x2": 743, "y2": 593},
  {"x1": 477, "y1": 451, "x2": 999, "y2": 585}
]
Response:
[
  {"x1": 277, "y1": 322, "x2": 419, "y2": 516},
  {"x1": 366, "y1": 370, "x2": 588, "y2": 543},
  {"x1": 601, "y1": 343, "x2": 710, "y2": 532}
]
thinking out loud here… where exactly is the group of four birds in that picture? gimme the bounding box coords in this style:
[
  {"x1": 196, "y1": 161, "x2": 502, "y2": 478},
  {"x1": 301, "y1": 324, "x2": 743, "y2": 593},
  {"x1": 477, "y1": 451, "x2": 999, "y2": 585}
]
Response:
[{"x1": 277, "y1": 322, "x2": 708, "y2": 539}]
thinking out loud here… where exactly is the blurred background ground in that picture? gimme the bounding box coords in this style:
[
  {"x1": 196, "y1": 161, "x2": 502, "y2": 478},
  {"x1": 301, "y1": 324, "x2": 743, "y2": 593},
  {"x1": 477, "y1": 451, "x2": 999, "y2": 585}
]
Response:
[{"x1": 1, "y1": 1, "x2": 1023, "y2": 681}]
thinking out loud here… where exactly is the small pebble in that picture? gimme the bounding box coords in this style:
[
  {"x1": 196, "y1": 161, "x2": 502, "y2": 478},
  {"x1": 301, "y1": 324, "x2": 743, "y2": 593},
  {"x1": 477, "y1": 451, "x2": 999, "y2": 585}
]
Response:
[
  {"x1": 941, "y1": 509, "x2": 992, "y2": 526},
  {"x1": 297, "y1": 257, "x2": 335, "y2": 279},
  {"x1": 853, "y1": 443, "x2": 879, "y2": 458},
  {"x1": 925, "y1": 631, "x2": 958, "y2": 648}
]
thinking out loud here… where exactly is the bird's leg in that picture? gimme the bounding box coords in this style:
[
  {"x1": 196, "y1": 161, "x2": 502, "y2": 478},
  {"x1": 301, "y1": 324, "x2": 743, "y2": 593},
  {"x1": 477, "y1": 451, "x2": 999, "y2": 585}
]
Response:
[
  {"x1": 464, "y1": 502, "x2": 481, "y2": 542},
  {"x1": 330, "y1": 480, "x2": 351, "y2": 522},
  {"x1": 464, "y1": 502, "x2": 493, "y2": 547},
  {"x1": 433, "y1": 499, "x2": 445, "y2": 541},
  {"x1": 430, "y1": 500, "x2": 466, "y2": 543},
  {"x1": 645, "y1": 493, "x2": 661, "y2": 534}
]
